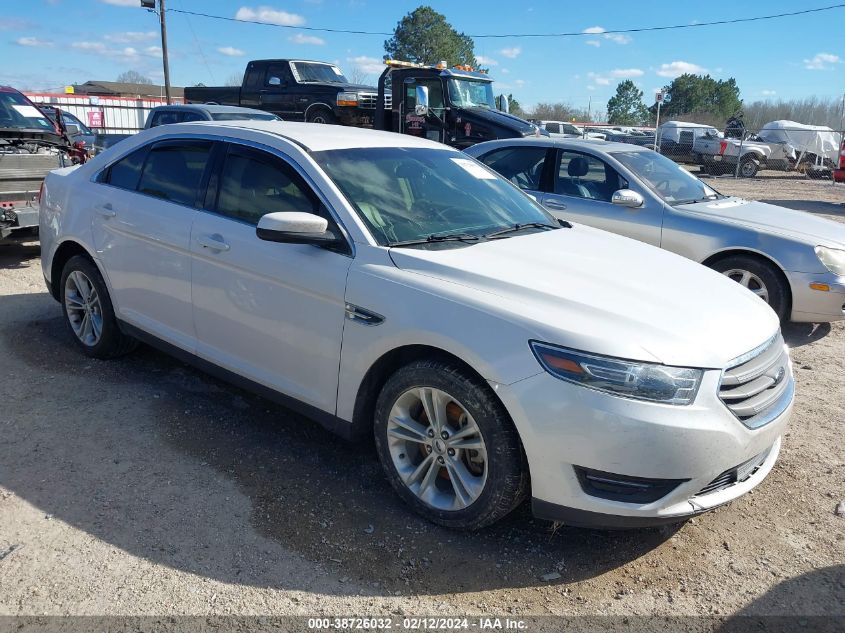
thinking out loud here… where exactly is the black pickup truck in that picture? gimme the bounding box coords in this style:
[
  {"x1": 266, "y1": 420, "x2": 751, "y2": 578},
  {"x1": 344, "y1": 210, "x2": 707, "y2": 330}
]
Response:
[{"x1": 183, "y1": 59, "x2": 384, "y2": 127}]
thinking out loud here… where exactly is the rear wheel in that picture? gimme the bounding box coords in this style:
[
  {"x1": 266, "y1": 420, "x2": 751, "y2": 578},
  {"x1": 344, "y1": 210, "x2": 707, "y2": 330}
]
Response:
[
  {"x1": 60, "y1": 255, "x2": 138, "y2": 358},
  {"x1": 739, "y1": 157, "x2": 759, "y2": 178},
  {"x1": 710, "y1": 254, "x2": 789, "y2": 322},
  {"x1": 374, "y1": 360, "x2": 528, "y2": 530}
]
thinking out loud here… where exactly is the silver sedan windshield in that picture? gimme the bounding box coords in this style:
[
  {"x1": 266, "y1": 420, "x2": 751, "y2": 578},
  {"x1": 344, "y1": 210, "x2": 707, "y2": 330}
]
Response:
[{"x1": 612, "y1": 150, "x2": 722, "y2": 205}]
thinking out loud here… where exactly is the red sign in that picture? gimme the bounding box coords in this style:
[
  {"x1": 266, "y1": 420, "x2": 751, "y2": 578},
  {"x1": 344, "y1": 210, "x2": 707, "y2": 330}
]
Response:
[{"x1": 87, "y1": 111, "x2": 104, "y2": 128}]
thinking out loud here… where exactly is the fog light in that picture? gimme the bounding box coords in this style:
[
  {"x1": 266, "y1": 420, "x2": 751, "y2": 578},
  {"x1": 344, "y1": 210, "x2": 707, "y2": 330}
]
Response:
[{"x1": 574, "y1": 466, "x2": 688, "y2": 503}]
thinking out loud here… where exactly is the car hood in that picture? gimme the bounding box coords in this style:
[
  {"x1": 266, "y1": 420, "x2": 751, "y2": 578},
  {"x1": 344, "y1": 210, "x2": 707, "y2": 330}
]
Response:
[
  {"x1": 461, "y1": 107, "x2": 544, "y2": 136},
  {"x1": 388, "y1": 225, "x2": 779, "y2": 369},
  {"x1": 677, "y1": 197, "x2": 845, "y2": 248}
]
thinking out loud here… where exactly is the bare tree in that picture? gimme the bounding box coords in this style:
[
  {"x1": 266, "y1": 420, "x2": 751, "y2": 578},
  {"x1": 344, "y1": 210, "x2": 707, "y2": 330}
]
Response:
[
  {"x1": 225, "y1": 72, "x2": 243, "y2": 87},
  {"x1": 348, "y1": 66, "x2": 370, "y2": 85},
  {"x1": 116, "y1": 70, "x2": 153, "y2": 85}
]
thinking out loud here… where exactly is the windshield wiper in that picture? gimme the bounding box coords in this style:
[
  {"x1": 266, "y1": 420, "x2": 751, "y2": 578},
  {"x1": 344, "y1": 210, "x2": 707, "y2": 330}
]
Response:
[
  {"x1": 674, "y1": 194, "x2": 721, "y2": 205},
  {"x1": 484, "y1": 222, "x2": 559, "y2": 239},
  {"x1": 389, "y1": 232, "x2": 481, "y2": 248}
]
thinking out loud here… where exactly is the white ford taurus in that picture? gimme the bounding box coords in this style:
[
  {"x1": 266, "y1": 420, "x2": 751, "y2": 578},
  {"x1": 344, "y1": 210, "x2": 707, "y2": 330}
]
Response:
[{"x1": 40, "y1": 121, "x2": 793, "y2": 529}]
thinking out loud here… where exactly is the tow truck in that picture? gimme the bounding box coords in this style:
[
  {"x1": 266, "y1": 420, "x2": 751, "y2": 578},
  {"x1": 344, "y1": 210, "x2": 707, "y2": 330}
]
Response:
[
  {"x1": 374, "y1": 60, "x2": 545, "y2": 148},
  {"x1": 1, "y1": 86, "x2": 87, "y2": 243}
]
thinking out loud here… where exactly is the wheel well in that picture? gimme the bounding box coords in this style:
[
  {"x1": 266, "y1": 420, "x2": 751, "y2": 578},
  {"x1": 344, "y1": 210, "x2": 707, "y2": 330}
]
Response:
[
  {"x1": 351, "y1": 344, "x2": 493, "y2": 439},
  {"x1": 49, "y1": 241, "x2": 93, "y2": 300},
  {"x1": 701, "y1": 249, "x2": 792, "y2": 311}
]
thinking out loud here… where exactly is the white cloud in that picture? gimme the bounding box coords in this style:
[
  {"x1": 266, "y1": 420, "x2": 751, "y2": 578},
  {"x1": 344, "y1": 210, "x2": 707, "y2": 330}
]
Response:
[
  {"x1": 500, "y1": 68, "x2": 510, "y2": 74},
  {"x1": 105, "y1": 31, "x2": 157, "y2": 43},
  {"x1": 15, "y1": 36, "x2": 53, "y2": 47},
  {"x1": 72, "y1": 41, "x2": 107, "y2": 53},
  {"x1": 582, "y1": 26, "x2": 630, "y2": 45},
  {"x1": 803, "y1": 52, "x2": 841, "y2": 70},
  {"x1": 100, "y1": 0, "x2": 141, "y2": 6},
  {"x1": 218, "y1": 46, "x2": 246, "y2": 56},
  {"x1": 513, "y1": 79, "x2": 526, "y2": 87},
  {"x1": 588, "y1": 68, "x2": 644, "y2": 87},
  {"x1": 235, "y1": 6, "x2": 305, "y2": 26},
  {"x1": 289, "y1": 33, "x2": 325, "y2": 45},
  {"x1": 476, "y1": 55, "x2": 498, "y2": 67},
  {"x1": 761, "y1": 89, "x2": 777, "y2": 96},
  {"x1": 500, "y1": 47, "x2": 521, "y2": 59},
  {"x1": 72, "y1": 40, "x2": 160, "y2": 61},
  {"x1": 347, "y1": 55, "x2": 384, "y2": 74},
  {"x1": 656, "y1": 61, "x2": 707, "y2": 78}
]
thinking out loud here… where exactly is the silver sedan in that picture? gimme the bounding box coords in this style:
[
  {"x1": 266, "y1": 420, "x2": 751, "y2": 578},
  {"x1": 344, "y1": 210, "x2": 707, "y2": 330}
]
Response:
[{"x1": 465, "y1": 138, "x2": 845, "y2": 323}]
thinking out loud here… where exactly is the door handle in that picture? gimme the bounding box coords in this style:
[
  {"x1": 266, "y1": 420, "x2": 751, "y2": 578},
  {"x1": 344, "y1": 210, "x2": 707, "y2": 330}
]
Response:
[
  {"x1": 196, "y1": 234, "x2": 230, "y2": 252},
  {"x1": 543, "y1": 199, "x2": 567, "y2": 210},
  {"x1": 95, "y1": 203, "x2": 116, "y2": 218}
]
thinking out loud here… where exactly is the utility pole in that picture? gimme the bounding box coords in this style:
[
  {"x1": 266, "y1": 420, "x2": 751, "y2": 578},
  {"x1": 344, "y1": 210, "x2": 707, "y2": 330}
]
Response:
[{"x1": 142, "y1": 0, "x2": 172, "y2": 104}]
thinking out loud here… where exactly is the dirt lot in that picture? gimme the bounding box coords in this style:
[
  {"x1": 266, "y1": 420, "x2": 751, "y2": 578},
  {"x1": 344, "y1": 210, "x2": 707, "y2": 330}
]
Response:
[{"x1": 0, "y1": 175, "x2": 843, "y2": 627}]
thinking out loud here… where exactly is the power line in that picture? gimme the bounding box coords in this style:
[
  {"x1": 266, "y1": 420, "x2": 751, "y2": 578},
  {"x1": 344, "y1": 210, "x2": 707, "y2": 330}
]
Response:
[{"x1": 167, "y1": 3, "x2": 845, "y2": 39}]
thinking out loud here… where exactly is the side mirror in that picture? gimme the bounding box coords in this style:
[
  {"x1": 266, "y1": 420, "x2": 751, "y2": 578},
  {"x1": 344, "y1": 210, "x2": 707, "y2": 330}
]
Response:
[
  {"x1": 268, "y1": 76, "x2": 282, "y2": 87},
  {"x1": 611, "y1": 189, "x2": 645, "y2": 208},
  {"x1": 498, "y1": 94, "x2": 509, "y2": 114},
  {"x1": 65, "y1": 124, "x2": 80, "y2": 136},
  {"x1": 415, "y1": 85, "x2": 429, "y2": 116},
  {"x1": 256, "y1": 212, "x2": 339, "y2": 245}
]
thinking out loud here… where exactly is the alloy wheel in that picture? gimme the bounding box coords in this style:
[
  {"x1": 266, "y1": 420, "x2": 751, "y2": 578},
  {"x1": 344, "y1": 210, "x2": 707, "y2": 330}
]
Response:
[
  {"x1": 386, "y1": 387, "x2": 488, "y2": 511},
  {"x1": 64, "y1": 270, "x2": 104, "y2": 347},
  {"x1": 722, "y1": 268, "x2": 770, "y2": 303}
]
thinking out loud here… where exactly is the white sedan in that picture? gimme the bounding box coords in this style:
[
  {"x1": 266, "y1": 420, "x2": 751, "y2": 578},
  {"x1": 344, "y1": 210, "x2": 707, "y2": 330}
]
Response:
[{"x1": 40, "y1": 121, "x2": 792, "y2": 529}]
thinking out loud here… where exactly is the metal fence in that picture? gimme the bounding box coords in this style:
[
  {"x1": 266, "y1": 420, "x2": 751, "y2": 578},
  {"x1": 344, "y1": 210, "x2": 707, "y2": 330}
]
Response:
[{"x1": 24, "y1": 92, "x2": 184, "y2": 134}]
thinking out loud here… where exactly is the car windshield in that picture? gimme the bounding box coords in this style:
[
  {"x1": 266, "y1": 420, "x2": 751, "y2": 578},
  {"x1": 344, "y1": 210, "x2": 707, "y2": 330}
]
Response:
[
  {"x1": 447, "y1": 79, "x2": 496, "y2": 109},
  {"x1": 313, "y1": 147, "x2": 557, "y2": 247},
  {"x1": 211, "y1": 112, "x2": 280, "y2": 121},
  {"x1": 611, "y1": 150, "x2": 724, "y2": 205},
  {"x1": 0, "y1": 92, "x2": 55, "y2": 131},
  {"x1": 54, "y1": 111, "x2": 93, "y2": 135},
  {"x1": 291, "y1": 62, "x2": 348, "y2": 84}
]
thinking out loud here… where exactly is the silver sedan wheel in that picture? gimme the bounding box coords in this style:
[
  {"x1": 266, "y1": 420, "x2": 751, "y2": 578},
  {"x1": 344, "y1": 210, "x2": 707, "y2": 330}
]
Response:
[
  {"x1": 64, "y1": 270, "x2": 103, "y2": 347},
  {"x1": 722, "y1": 268, "x2": 770, "y2": 303},
  {"x1": 386, "y1": 387, "x2": 488, "y2": 511}
]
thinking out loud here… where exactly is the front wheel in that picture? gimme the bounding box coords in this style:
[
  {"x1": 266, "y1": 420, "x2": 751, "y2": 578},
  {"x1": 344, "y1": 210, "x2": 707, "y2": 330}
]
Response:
[
  {"x1": 374, "y1": 360, "x2": 528, "y2": 530},
  {"x1": 306, "y1": 107, "x2": 337, "y2": 124},
  {"x1": 711, "y1": 255, "x2": 789, "y2": 322},
  {"x1": 739, "y1": 157, "x2": 759, "y2": 178}
]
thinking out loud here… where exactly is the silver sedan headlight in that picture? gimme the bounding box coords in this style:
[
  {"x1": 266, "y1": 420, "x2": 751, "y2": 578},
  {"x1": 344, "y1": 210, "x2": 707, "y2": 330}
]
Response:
[
  {"x1": 530, "y1": 341, "x2": 703, "y2": 405},
  {"x1": 815, "y1": 246, "x2": 845, "y2": 276}
]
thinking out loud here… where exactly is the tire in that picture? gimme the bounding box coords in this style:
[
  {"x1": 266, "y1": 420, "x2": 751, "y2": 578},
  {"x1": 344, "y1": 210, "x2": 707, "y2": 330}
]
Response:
[
  {"x1": 60, "y1": 255, "x2": 138, "y2": 359},
  {"x1": 710, "y1": 255, "x2": 789, "y2": 322},
  {"x1": 739, "y1": 157, "x2": 759, "y2": 178},
  {"x1": 373, "y1": 359, "x2": 529, "y2": 530},
  {"x1": 306, "y1": 107, "x2": 337, "y2": 124}
]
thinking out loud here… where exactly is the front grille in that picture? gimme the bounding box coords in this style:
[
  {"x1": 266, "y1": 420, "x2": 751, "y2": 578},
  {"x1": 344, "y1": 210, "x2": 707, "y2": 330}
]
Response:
[
  {"x1": 718, "y1": 333, "x2": 792, "y2": 429},
  {"x1": 695, "y1": 447, "x2": 771, "y2": 496},
  {"x1": 356, "y1": 92, "x2": 392, "y2": 110}
]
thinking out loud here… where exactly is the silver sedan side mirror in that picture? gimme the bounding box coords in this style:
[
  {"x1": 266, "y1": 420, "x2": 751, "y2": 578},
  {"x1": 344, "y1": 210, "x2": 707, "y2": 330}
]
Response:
[{"x1": 611, "y1": 189, "x2": 645, "y2": 208}]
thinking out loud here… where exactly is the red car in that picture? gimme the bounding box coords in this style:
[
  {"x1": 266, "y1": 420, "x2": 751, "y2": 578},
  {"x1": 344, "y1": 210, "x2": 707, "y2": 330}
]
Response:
[{"x1": 834, "y1": 137, "x2": 845, "y2": 183}]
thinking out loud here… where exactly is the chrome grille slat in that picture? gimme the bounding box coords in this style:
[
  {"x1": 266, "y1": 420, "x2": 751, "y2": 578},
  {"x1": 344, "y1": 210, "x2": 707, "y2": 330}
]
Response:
[
  {"x1": 357, "y1": 92, "x2": 378, "y2": 109},
  {"x1": 718, "y1": 333, "x2": 791, "y2": 428}
]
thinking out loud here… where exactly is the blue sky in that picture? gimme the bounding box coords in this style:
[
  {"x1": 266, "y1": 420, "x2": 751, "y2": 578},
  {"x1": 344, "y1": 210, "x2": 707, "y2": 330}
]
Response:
[{"x1": 1, "y1": 0, "x2": 843, "y2": 113}]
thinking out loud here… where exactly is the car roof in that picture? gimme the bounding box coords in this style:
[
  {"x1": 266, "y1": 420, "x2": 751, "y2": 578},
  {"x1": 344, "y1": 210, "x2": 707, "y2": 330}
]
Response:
[
  {"x1": 465, "y1": 137, "x2": 652, "y2": 154},
  {"x1": 171, "y1": 120, "x2": 451, "y2": 152},
  {"x1": 150, "y1": 104, "x2": 271, "y2": 115}
]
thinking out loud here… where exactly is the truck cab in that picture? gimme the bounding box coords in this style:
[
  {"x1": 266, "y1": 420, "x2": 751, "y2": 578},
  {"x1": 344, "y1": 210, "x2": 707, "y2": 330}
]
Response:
[{"x1": 374, "y1": 60, "x2": 543, "y2": 148}]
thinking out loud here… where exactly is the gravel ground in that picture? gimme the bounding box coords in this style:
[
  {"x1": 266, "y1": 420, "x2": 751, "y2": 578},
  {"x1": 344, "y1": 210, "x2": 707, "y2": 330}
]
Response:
[{"x1": 0, "y1": 175, "x2": 843, "y2": 627}]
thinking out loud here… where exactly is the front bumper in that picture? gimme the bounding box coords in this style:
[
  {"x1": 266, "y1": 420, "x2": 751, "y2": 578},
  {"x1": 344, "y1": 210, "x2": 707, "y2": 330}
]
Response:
[
  {"x1": 493, "y1": 368, "x2": 792, "y2": 527},
  {"x1": 787, "y1": 271, "x2": 845, "y2": 322}
]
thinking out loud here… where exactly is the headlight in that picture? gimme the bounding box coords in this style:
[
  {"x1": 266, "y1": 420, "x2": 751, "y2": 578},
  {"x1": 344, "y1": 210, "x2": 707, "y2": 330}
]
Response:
[
  {"x1": 530, "y1": 341, "x2": 703, "y2": 405},
  {"x1": 815, "y1": 246, "x2": 845, "y2": 276},
  {"x1": 337, "y1": 92, "x2": 359, "y2": 107}
]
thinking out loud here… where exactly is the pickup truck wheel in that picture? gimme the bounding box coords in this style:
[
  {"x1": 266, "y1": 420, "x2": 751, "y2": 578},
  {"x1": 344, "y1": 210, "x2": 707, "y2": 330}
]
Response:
[
  {"x1": 711, "y1": 255, "x2": 789, "y2": 322},
  {"x1": 739, "y1": 158, "x2": 759, "y2": 178},
  {"x1": 306, "y1": 108, "x2": 336, "y2": 124},
  {"x1": 60, "y1": 255, "x2": 138, "y2": 359},
  {"x1": 374, "y1": 360, "x2": 528, "y2": 530}
]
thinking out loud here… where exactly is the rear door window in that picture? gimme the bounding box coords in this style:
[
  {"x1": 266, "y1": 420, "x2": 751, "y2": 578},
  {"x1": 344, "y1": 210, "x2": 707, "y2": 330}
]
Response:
[
  {"x1": 137, "y1": 140, "x2": 213, "y2": 206},
  {"x1": 149, "y1": 111, "x2": 182, "y2": 128},
  {"x1": 477, "y1": 146, "x2": 549, "y2": 191},
  {"x1": 102, "y1": 146, "x2": 149, "y2": 190}
]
